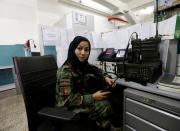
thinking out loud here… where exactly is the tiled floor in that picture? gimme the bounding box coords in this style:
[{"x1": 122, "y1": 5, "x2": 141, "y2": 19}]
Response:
[
  {"x1": 0, "y1": 89, "x2": 122, "y2": 131},
  {"x1": 0, "y1": 89, "x2": 28, "y2": 131}
]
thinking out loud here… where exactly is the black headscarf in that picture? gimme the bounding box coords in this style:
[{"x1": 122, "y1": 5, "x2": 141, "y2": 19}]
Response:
[{"x1": 66, "y1": 36, "x2": 91, "y2": 70}]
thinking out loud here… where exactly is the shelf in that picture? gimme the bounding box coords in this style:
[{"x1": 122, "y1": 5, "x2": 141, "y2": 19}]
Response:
[
  {"x1": 0, "y1": 66, "x2": 14, "y2": 86},
  {"x1": 157, "y1": 3, "x2": 180, "y2": 12},
  {"x1": 0, "y1": 83, "x2": 15, "y2": 92},
  {"x1": 0, "y1": 65, "x2": 13, "y2": 70}
]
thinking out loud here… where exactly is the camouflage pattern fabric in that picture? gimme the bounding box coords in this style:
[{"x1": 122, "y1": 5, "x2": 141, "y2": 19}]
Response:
[{"x1": 56, "y1": 61, "x2": 113, "y2": 127}]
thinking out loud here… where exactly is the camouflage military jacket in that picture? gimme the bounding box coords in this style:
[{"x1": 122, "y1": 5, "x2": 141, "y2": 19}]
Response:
[{"x1": 56, "y1": 61, "x2": 107, "y2": 109}]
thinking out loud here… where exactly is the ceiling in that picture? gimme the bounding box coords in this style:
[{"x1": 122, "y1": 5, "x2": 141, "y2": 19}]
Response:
[
  {"x1": 58, "y1": 0, "x2": 154, "y2": 25},
  {"x1": 120, "y1": 0, "x2": 133, "y2": 3}
]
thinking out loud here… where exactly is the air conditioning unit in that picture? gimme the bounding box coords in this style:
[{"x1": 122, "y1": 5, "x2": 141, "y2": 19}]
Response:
[{"x1": 54, "y1": 11, "x2": 94, "y2": 32}]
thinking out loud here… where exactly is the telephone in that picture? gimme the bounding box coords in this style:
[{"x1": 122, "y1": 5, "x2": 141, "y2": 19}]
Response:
[
  {"x1": 98, "y1": 48, "x2": 125, "y2": 62},
  {"x1": 98, "y1": 48, "x2": 116, "y2": 61}
]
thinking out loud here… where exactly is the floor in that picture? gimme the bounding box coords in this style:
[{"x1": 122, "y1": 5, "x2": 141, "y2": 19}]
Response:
[
  {"x1": 0, "y1": 89, "x2": 28, "y2": 131},
  {"x1": 0, "y1": 88, "x2": 122, "y2": 131}
]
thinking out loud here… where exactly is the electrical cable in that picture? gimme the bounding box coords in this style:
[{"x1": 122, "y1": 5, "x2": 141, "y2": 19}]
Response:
[
  {"x1": 103, "y1": 32, "x2": 139, "y2": 88},
  {"x1": 122, "y1": 32, "x2": 138, "y2": 76}
]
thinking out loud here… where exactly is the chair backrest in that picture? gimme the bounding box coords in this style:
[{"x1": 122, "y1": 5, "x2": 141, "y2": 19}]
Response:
[{"x1": 13, "y1": 55, "x2": 58, "y2": 131}]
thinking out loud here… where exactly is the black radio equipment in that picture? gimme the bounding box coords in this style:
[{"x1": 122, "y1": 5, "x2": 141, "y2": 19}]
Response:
[
  {"x1": 116, "y1": 1, "x2": 162, "y2": 85},
  {"x1": 117, "y1": 62, "x2": 162, "y2": 85},
  {"x1": 128, "y1": 37, "x2": 161, "y2": 64},
  {"x1": 117, "y1": 32, "x2": 162, "y2": 85}
]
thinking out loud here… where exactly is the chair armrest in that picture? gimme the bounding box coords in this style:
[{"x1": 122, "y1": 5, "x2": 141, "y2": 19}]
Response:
[{"x1": 38, "y1": 107, "x2": 80, "y2": 121}]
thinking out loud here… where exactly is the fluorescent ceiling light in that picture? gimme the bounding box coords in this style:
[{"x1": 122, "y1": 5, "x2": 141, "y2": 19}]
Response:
[
  {"x1": 71, "y1": 0, "x2": 114, "y2": 14},
  {"x1": 139, "y1": 6, "x2": 154, "y2": 15}
]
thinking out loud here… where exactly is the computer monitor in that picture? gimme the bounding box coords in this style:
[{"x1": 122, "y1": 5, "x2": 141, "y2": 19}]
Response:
[{"x1": 116, "y1": 49, "x2": 125, "y2": 58}]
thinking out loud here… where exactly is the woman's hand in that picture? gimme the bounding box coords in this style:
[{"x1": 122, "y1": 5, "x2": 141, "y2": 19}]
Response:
[
  {"x1": 92, "y1": 90, "x2": 111, "y2": 101},
  {"x1": 105, "y1": 76, "x2": 116, "y2": 87}
]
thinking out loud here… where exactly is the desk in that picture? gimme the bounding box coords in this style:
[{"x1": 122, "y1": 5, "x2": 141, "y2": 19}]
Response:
[
  {"x1": 116, "y1": 79, "x2": 180, "y2": 131},
  {"x1": 117, "y1": 78, "x2": 180, "y2": 100}
]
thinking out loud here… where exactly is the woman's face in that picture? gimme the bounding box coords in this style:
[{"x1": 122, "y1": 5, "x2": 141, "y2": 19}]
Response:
[{"x1": 75, "y1": 41, "x2": 90, "y2": 62}]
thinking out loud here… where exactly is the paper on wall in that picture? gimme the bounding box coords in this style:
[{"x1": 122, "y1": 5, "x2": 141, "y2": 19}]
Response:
[
  {"x1": 141, "y1": 22, "x2": 151, "y2": 39},
  {"x1": 158, "y1": 15, "x2": 176, "y2": 39},
  {"x1": 41, "y1": 26, "x2": 60, "y2": 46},
  {"x1": 92, "y1": 33, "x2": 104, "y2": 48}
]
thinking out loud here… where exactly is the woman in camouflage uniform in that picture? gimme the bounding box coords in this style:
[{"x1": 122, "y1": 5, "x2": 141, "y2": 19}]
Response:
[{"x1": 56, "y1": 36, "x2": 115, "y2": 129}]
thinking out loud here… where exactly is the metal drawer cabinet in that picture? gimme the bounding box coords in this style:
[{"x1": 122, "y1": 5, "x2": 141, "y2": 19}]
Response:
[{"x1": 123, "y1": 88, "x2": 180, "y2": 131}]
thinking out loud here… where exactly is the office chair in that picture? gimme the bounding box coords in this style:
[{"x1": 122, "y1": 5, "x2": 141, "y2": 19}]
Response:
[{"x1": 13, "y1": 55, "x2": 98, "y2": 131}]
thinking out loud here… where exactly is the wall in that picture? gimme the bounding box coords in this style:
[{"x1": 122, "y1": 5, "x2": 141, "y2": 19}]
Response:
[
  {"x1": 37, "y1": 0, "x2": 114, "y2": 66},
  {"x1": 0, "y1": 0, "x2": 113, "y2": 48},
  {"x1": 0, "y1": 0, "x2": 113, "y2": 63},
  {"x1": 37, "y1": 0, "x2": 114, "y2": 33},
  {"x1": 0, "y1": 0, "x2": 39, "y2": 46},
  {"x1": 0, "y1": 0, "x2": 39, "y2": 88}
]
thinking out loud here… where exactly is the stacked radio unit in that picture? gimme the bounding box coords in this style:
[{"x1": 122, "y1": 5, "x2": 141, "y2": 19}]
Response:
[
  {"x1": 97, "y1": 34, "x2": 162, "y2": 85},
  {"x1": 117, "y1": 37, "x2": 162, "y2": 85}
]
